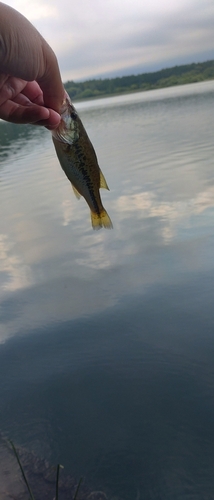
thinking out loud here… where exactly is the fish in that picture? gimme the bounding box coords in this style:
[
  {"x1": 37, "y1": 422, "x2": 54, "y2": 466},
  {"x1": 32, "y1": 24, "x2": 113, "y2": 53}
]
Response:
[{"x1": 52, "y1": 92, "x2": 113, "y2": 230}]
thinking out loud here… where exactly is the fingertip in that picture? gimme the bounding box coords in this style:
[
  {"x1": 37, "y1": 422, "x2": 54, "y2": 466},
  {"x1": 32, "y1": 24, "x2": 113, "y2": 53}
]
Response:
[
  {"x1": 32, "y1": 108, "x2": 61, "y2": 128},
  {"x1": 32, "y1": 107, "x2": 52, "y2": 125},
  {"x1": 36, "y1": 106, "x2": 50, "y2": 120},
  {"x1": 46, "y1": 109, "x2": 61, "y2": 128}
]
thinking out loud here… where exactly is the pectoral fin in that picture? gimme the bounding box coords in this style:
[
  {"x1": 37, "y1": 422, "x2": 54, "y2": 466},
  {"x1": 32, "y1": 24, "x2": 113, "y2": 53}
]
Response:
[{"x1": 71, "y1": 183, "x2": 81, "y2": 199}]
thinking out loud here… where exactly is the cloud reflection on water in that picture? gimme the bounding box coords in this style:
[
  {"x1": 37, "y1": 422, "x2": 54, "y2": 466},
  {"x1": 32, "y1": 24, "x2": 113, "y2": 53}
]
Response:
[
  {"x1": 0, "y1": 233, "x2": 32, "y2": 294},
  {"x1": 1, "y1": 83, "x2": 214, "y2": 344},
  {"x1": 116, "y1": 185, "x2": 214, "y2": 243},
  {"x1": 1, "y1": 176, "x2": 214, "y2": 344}
]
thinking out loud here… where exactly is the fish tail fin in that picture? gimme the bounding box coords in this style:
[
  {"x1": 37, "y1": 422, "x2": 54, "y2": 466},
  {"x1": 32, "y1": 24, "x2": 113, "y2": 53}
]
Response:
[{"x1": 91, "y1": 209, "x2": 113, "y2": 230}]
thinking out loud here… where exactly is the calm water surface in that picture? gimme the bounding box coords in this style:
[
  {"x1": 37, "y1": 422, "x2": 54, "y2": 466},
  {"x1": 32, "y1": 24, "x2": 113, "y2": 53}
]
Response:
[{"x1": 1, "y1": 81, "x2": 214, "y2": 498}]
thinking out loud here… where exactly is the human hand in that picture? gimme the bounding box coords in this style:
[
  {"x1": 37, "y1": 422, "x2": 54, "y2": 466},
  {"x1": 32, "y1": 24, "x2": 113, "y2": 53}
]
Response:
[{"x1": 0, "y1": 2, "x2": 64, "y2": 128}]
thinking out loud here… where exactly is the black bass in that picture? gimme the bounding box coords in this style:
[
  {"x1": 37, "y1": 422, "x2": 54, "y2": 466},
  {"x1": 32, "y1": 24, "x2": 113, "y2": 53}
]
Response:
[{"x1": 52, "y1": 92, "x2": 113, "y2": 230}]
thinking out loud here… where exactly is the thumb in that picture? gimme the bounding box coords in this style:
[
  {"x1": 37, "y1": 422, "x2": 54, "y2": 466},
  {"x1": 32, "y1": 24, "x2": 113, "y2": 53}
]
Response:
[{"x1": 37, "y1": 41, "x2": 64, "y2": 114}]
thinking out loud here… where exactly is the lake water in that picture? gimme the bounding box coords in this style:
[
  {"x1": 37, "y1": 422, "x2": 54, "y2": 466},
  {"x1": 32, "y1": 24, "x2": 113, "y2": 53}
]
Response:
[{"x1": 1, "y1": 80, "x2": 214, "y2": 499}]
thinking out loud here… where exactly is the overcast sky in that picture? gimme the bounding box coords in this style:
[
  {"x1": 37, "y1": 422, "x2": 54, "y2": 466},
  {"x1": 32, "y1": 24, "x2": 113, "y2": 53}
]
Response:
[{"x1": 5, "y1": 0, "x2": 214, "y2": 82}]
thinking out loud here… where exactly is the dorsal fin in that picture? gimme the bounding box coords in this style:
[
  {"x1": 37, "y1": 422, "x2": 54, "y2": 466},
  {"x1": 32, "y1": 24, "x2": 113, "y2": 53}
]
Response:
[{"x1": 99, "y1": 168, "x2": 110, "y2": 190}]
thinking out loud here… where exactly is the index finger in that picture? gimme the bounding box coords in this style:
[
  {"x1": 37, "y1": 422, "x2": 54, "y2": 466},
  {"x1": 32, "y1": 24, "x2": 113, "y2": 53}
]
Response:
[{"x1": 21, "y1": 81, "x2": 44, "y2": 105}]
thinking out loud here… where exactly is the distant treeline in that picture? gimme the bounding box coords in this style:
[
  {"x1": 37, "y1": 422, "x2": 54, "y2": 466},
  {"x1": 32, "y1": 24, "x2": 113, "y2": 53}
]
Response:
[{"x1": 64, "y1": 60, "x2": 214, "y2": 101}]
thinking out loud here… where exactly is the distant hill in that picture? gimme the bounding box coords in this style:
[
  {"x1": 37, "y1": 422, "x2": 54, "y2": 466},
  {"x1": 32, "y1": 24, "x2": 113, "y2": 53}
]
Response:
[{"x1": 64, "y1": 60, "x2": 214, "y2": 101}]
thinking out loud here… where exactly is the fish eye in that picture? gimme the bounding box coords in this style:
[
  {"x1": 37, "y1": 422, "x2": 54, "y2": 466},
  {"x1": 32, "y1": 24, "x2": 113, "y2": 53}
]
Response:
[{"x1": 71, "y1": 112, "x2": 77, "y2": 120}]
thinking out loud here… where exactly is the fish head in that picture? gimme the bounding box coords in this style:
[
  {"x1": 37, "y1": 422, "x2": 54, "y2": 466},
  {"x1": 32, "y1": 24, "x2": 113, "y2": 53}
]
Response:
[{"x1": 52, "y1": 91, "x2": 79, "y2": 145}]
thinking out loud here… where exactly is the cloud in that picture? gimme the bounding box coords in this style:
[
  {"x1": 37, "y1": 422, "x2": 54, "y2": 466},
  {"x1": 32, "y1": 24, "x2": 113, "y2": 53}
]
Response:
[
  {"x1": 7, "y1": 0, "x2": 58, "y2": 21},
  {"x1": 4, "y1": 0, "x2": 214, "y2": 81}
]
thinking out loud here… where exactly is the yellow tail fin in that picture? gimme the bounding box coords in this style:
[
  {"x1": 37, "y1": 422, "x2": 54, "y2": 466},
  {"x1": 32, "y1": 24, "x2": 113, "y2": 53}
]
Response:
[{"x1": 91, "y1": 209, "x2": 113, "y2": 230}]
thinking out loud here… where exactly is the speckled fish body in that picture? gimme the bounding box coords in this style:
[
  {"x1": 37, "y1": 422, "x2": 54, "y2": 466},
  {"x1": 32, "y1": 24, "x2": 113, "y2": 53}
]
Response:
[{"x1": 52, "y1": 92, "x2": 112, "y2": 230}]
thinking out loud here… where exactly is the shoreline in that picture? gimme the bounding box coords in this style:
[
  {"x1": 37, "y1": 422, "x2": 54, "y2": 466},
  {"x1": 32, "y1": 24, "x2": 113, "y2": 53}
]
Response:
[{"x1": 71, "y1": 76, "x2": 214, "y2": 103}]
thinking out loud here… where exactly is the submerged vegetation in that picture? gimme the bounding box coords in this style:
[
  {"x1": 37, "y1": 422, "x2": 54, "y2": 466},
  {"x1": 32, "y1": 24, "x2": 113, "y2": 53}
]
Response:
[
  {"x1": 64, "y1": 59, "x2": 214, "y2": 101},
  {"x1": 10, "y1": 440, "x2": 82, "y2": 500},
  {"x1": 5, "y1": 439, "x2": 111, "y2": 500}
]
